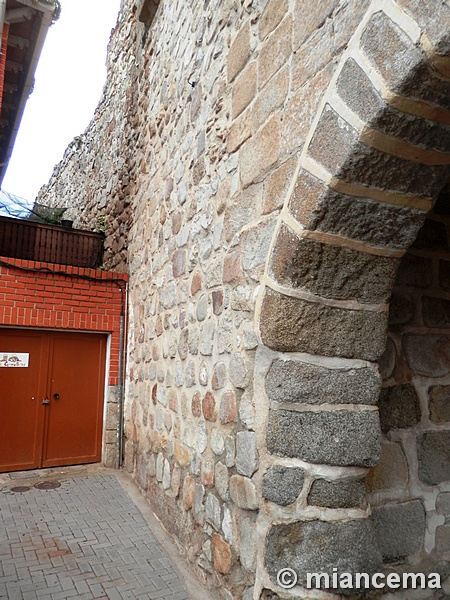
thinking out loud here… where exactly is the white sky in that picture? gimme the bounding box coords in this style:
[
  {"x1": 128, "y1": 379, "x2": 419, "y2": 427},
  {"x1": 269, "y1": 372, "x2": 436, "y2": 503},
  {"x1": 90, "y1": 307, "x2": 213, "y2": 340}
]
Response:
[{"x1": 2, "y1": 0, "x2": 121, "y2": 203}]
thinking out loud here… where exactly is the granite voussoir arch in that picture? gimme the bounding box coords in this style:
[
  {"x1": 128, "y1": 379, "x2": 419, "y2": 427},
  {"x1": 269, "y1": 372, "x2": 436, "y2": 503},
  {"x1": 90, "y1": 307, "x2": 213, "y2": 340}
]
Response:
[{"x1": 258, "y1": 0, "x2": 450, "y2": 596}]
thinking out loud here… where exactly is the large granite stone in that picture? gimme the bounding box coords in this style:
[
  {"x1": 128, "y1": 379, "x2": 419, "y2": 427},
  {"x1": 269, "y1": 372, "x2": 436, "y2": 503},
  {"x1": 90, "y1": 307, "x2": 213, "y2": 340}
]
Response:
[
  {"x1": 436, "y1": 525, "x2": 450, "y2": 554},
  {"x1": 260, "y1": 289, "x2": 388, "y2": 361},
  {"x1": 436, "y1": 492, "x2": 450, "y2": 518},
  {"x1": 266, "y1": 358, "x2": 381, "y2": 405},
  {"x1": 267, "y1": 409, "x2": 381, "y2": 467},
  {"x1": 378, "y1": 384, "x2": 421, "y2": 433},
  {"x1": 228, "y1": 22, "x2": 251, "y2": 82},
  {"x1": 371, "y1": 501, "x2": 425, "y2": 561},
  {"x1": 397, "y1": 0, "x2": 450, "y2": 54},
  {"x1": 289, "y1": 169, "x2": 425, "y2": 250},
  {"x1": 307, "y1": 479, "x2": 366, "y2": 509},
  {"x1": 262, "y1": 466, "x2": 305, "y2": 506},
  {"x1": 417, "y1": 432, "x2": 450, "y2": 485},
  {"x1": 270, "y1": 224, "x2": 398, "y2": 303},
  {"x1": 265, "y1": 519, "x2": 382, "y2": 589},
  {"x1": 366, "y1": 441, "x2": 408, "y2": 492},
  {"x1": 429, "y1": 386, "x2": 450, "y2": 424},
  {"x1": 361, "y1": 12, "x2": 450, "y2": 110},
  {"x1": 337, "y1": 58, "x2": 450, "y2": 152},
  {"x1": 403, "y1": 334, "x2": 450, "y2": 377},
  {"x1": 308, "y1": 105, "x2": 448, "y2": 198}
]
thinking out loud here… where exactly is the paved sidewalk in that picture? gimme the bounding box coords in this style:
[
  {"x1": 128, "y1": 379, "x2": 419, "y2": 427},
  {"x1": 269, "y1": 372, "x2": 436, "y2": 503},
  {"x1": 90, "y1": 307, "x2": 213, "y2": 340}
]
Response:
[{"x1": 0, "y1": 468, "x2": 206, "y2": 600}]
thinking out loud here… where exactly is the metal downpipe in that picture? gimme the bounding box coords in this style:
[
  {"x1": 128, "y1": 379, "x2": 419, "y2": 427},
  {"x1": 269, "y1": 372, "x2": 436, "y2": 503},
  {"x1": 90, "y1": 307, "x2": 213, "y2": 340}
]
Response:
[{"x1": 116, "y1": 282, "x2": 127, "y2": 469}]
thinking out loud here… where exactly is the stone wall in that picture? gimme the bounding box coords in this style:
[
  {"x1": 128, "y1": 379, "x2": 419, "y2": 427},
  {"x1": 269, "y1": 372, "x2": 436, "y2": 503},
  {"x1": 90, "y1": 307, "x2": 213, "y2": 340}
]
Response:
[
  {"x1": 35, "y1": 7, "x2": 140, "y2": 272},
  {"x1": 37, "y1": 0, "x2": 450, "y2": 598},
  {"x1": 254, "y1": 0, "x2": 450, "y2": 596},
  {"x1": 368, "y1": 187, "x2": 450, "y2": 580}
]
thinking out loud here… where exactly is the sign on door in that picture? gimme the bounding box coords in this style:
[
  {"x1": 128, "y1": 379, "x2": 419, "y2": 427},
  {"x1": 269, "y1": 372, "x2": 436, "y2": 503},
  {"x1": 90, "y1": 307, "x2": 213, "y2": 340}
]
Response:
[{"x1": 0, "y1": 352, "x2": 29, "y2": 367}]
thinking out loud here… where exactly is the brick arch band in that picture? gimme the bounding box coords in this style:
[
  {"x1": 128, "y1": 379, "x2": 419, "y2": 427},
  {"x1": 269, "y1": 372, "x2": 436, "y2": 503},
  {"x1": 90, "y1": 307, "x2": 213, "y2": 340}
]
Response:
[{"x1": 256, "y1": 0, "x2": 450, "y2": 596}]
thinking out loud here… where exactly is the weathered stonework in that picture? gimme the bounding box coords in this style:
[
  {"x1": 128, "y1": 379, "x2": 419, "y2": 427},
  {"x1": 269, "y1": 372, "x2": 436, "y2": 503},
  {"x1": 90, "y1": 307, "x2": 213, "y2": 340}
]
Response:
[
  {"x1": 307, "y1": 479, "x2": 366, "y2": 509},
  {"x1": 36, "y1": 0, "x2": 450, "y2": 597},
  {"x1": 372, "y1": 501, "x2": 426, "y2": 561},
  {"x1": 418, "y1": 432, "x2": 450, "y2": 486},
  {"x1": 378, "y1": 384, "x2": 421, "y2": 432},
  {"x1": 368, "y1": 207, "x2": 450, "y2": 592},
  {"x1": 267, "y1": 409, "x2": 381, "y2": 467},
  {"x1": 266, "y1": 359, "x2": 381, "y2": 405},
  {"x1": 262, "y1": 466, "x2": 305, "y2": 506},
  {"x1": 270, "y1": 224, "x2": 399, "y2": 303},
  {"x1": 260, "y1": 289, "x2": 388, "y2": 360},
  {"x1": 265, "y1": 520, "x2": 382, "y2": 590}
]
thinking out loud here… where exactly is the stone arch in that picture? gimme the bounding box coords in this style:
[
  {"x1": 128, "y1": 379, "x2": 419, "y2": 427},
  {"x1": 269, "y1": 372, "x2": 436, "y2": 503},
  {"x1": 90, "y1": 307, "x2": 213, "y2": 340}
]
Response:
[{"x1": 257, "y1": 0, "x2": 450, "y2": 596}]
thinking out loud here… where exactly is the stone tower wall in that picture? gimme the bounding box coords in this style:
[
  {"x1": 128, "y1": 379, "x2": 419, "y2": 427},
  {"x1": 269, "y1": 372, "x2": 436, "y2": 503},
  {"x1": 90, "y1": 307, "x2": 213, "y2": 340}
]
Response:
[
  {"x1": 38, "y1": 0, "x2": 450, "y2": 597},
  {"x1": 36, "y1": 7, "x2": 140, "y2": 271}
]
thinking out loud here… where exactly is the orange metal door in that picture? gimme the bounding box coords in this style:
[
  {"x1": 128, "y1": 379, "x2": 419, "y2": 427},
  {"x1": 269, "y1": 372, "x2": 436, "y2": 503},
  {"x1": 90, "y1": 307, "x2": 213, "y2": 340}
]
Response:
[
  {"x1": 0, "y1": 330, "x2": 48, "y2": 472},
  {"x1": 42, "y1": 332, "x2": 106, "y2": 467},
  {"x1": 0, "y1": 329, "x2": 106, "y2": 473}
]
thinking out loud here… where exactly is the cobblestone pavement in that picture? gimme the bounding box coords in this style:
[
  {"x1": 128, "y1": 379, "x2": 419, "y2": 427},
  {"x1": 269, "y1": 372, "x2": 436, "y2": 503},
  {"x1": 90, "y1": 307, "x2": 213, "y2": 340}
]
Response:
[{"x1": 0, "y1": 471, "x2": 194, "y2": 600}]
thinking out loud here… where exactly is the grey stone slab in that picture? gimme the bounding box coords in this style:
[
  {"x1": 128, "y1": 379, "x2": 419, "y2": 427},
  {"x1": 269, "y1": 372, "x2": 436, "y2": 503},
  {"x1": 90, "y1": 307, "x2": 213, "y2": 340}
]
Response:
[
  {"x1": 266, "y1": 358, "x2": 380, "y2": 405},
  {"x1": 265, "y1": 519, "x2": 382, "y2": 590},
  {"x1": 361, "y1": 12, "x2": 450, "y2": 110},
  {"x1": 417, "y1": 431, "x2": 450, "y2": 485},
  {"x1": 262, "y1": 466, "x2": 304, "y2": 506},
  {"x1": 337, "y1": 58, "x2": 450, "y2": 153},
  {"x1": 371, "y1": 500, "x2": 426, "y2": 561},
  {"x1": 289, "y1": 169, "x2": 425, "y2": 250},
  {"x1": 309, "y1": 105, "x2": 449, "y2": 198},
  {"x1": 260, "y1": 289, "x2": 388, "y2": 361},
  {"x1": 307, "y1": 478, "x2": 366, "y2": 509},
  {"x1": 437, "y1": 492, "x2": 450, "y2": 517},
  {"x1": 270, "y1": 224, "x2": 398, "y2": 303},
  {"x1": 404, "y1": 334, "x2": 450, "y2": 377},
  {"x1": 267, "y1": 409, "x2": 381, "y2": 467},
  {"x1": 429, "y1": 386, "x2": 450, "y2": 424},
  {"x1": 378, "y1": 384, "x2": 421, "y2": 432}
]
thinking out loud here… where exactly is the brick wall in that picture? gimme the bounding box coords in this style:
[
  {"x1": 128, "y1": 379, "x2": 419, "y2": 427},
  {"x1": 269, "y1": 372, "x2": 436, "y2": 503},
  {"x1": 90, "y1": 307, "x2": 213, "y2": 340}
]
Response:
[
  {"x1": 0, "y1": 257, "x2": 128, "y2": 467},
  {"x1": 0, "y1": 257, "x2": 126, "y2": 382}
]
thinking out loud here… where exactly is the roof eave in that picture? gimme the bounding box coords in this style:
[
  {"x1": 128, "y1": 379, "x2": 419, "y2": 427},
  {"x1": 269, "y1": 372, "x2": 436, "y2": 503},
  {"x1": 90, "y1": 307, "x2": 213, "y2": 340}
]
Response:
[{"x1": 0, "y1": 0, "x2": 56, "y2": 187}]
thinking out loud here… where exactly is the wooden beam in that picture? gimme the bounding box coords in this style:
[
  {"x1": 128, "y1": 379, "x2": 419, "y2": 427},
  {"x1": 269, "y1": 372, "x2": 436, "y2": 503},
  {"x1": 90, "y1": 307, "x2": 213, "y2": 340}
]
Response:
[{"x1": 7, "y1": 34, "x2": 29, "y2": 49}]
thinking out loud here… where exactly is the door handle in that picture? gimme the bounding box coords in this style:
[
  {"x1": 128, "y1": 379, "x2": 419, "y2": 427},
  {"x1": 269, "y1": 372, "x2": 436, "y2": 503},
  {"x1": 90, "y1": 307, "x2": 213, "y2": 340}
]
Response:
[
  {"x1": 42, "y1": 398, "x2": 50, "y2": 405},
  {"x1": 53, "y1": 393, "x2": 60, "y2": 399}
]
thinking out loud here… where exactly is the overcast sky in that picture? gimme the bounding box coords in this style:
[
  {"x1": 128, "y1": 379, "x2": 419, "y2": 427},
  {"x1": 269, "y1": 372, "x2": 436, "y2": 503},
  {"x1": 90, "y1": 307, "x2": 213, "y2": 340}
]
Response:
[{"x1": 2, "y1": 0, "x2": 121, "y2": 203}]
